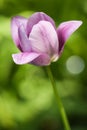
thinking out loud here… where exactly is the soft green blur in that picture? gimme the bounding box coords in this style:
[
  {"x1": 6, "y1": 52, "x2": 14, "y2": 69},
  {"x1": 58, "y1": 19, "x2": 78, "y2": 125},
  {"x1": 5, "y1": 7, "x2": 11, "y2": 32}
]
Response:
[{"x1": 0, "y1": 0, "x2": 87, "y2": 130}]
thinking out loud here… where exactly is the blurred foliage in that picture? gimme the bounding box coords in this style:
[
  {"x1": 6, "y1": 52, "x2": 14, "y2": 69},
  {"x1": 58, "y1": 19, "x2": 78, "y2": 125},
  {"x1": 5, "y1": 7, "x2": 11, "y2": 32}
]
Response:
[{"x1": 0, "y1": 0, "x2": 87, "y2": 130}]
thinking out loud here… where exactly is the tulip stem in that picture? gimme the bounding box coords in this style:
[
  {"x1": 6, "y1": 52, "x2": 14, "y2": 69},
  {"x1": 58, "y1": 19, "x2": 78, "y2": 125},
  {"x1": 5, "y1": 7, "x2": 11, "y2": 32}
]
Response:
[{"x1": 46, "y1": 65, "x2": 71, "y2": 130}]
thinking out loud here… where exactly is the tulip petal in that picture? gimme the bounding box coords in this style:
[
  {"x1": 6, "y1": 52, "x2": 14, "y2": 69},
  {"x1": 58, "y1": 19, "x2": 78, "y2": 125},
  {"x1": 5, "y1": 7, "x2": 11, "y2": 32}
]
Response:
[
  {"x1": 57, "y1": 20, "x2": 82, "y2": 54},
  {"x1": 31, "y1": 53, "x2": 50, "y2": 66},
  {"x1": 26, "y1": 12, "x2": 55, "y2": 36},
  {"x1": 18, "y1": 25, "x2": 31, "y2": 52},
  {"x1": 11, "y1": 16, "x2": 28, "y2": 50},
  {"x1": 12, "y1": 52, "x2": 40, "y2": 65},
  {"x1": 29, "y1": 21, "x2": 58, "y2": 57}
]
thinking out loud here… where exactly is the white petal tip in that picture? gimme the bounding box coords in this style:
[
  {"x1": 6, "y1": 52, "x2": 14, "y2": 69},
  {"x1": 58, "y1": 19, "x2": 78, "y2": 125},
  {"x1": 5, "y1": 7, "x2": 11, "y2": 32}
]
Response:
[{"x1": 12, "y1": 52, "x2": 40, "y2": 65}]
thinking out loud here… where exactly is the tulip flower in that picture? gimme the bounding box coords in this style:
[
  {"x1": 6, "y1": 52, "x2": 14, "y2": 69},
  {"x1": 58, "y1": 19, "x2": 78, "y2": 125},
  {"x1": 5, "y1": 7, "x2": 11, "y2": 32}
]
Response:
[
  {"x1": 11, "y1": 12, "x2": 83, "y2": 130},
  {"x1": 11, "y1": 12, "x2": 82, "y2": 66}
]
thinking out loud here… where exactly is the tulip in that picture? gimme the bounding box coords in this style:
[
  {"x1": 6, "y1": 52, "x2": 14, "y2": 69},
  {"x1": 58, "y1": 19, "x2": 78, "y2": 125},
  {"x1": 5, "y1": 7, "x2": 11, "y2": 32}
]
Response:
[{"x1": 11, "y1": 12, "x2": 82, "y2": 66}]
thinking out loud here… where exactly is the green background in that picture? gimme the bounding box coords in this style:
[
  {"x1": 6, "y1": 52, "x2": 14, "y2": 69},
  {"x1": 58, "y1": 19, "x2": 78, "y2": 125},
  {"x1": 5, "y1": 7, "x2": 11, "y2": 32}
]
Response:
[{"x1": 0, "y1": 0, "x2": 87, "y2": 130}]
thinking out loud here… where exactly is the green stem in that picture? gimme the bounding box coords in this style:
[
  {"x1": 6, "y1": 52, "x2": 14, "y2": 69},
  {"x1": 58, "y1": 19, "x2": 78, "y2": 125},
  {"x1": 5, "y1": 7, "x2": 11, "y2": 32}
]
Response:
[{"x1": 46, "y1": 66, "x2": 71, "y2": 130}]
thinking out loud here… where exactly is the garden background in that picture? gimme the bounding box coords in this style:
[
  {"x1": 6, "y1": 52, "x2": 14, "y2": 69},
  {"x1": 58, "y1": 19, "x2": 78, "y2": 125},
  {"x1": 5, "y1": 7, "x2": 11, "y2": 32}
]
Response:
[{"x1": 0, "y1": 0, "x2": 87, "y2": 130}]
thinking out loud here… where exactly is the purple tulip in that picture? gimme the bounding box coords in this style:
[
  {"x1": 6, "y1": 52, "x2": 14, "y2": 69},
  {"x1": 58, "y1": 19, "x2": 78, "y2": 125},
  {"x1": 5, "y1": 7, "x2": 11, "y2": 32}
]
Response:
[{"x1": 11, "y1": 12, "x2": 82, "y2": 66}]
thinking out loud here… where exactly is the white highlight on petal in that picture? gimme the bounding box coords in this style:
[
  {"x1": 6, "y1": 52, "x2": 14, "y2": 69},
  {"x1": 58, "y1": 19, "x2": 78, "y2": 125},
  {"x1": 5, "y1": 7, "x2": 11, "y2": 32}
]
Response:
[
  {"x1": 66, "y1": 55, "x2": 85, "y2": 74},
  {"x1": 12, "y1": 52, "x2": 40, "y2": 65},
  {"x1": 29, "y1": 21, "x2": 58, "y2": 56}
]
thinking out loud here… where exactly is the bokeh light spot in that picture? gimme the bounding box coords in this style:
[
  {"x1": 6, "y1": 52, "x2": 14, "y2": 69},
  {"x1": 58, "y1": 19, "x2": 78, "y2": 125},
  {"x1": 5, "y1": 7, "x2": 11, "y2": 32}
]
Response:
[{"x1": 66, "y1": 55, "x2": 85, "y2": 74}]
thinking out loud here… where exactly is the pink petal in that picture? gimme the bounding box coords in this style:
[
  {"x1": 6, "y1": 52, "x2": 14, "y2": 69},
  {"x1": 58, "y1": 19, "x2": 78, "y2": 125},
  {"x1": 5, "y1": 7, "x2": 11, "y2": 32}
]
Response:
[
  {"x1": 12, "y1": 52, "x2": 40, "y2": 65},
  {"x1": 26, "y1": 12, "x2": 55, "y2": 36},
  {"x1": 57, "y1": 20, "x2": 82, "y2": 54},
  {"x1": 29, "y1": 21, "x2": 58, "y2": 57},
  {"x1": 31, "y1": 53, "x2": 50, "y2": 66},
  {"x1": 11, "y1": 16, "x2": 28, "y2": 50},
  {"x1": 18, "y1": 25, "x2": 31, "y2": 52}
]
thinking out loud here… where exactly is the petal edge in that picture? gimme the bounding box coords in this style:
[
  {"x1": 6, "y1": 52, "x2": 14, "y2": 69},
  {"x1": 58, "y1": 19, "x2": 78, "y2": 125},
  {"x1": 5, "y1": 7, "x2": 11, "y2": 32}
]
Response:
[
  {"x1": 26, "y1": 12, "x2": 55, "y2": 36},
  {"x1": 12, "y1": 52, "x2": 40, "y2": 65},
  {"x1": 57, "y1": 20, "x2": 82, "y2": 54},
  {"x1": 11, "y1": 16, "x2": 28, "y2": 50}
]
